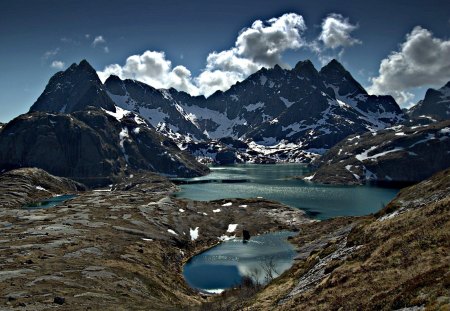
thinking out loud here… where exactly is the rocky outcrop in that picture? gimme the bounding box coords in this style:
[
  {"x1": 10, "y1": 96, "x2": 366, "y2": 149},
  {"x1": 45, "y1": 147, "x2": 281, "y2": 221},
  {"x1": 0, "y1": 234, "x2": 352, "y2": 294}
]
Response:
[
  {"x1": 408, "y1": 81, "x2": 450, "y2": 121},
  {"x1": 0, "y1": 168, "x2": 85, "y2": 208},
  {"x1": 0, "y1": 107, "x2": 208, "y2": 187},
  {"x1": 307, "y1": 120, "x2": 450, "y2": 185}
]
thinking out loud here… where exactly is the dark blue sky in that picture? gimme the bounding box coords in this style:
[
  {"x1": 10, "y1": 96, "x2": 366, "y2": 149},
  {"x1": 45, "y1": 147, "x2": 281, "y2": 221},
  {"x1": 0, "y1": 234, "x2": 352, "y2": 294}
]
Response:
[{"x1": 1, "y1": 0, "x2": 449, "y2": 122}]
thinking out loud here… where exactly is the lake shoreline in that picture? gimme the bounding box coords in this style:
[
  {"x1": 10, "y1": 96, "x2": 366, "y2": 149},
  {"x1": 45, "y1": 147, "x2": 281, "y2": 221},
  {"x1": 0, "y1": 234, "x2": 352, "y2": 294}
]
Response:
[{"x1": 174, "y1": 164, "x2": 400, "y2": 220}]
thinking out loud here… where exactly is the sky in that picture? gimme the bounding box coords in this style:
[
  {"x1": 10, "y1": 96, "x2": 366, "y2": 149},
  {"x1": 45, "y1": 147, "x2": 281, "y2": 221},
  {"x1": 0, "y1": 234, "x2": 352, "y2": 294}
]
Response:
[{"x1": 1, "y1": 0, "x2": 449, "y2": 122}]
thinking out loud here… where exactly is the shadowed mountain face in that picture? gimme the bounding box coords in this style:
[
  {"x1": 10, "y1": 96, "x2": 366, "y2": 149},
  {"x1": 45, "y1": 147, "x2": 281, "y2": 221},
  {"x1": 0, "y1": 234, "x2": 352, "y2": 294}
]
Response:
[
  {"x1": 0, "y1": 107, "x2": 208, "y2": 187},
  {"x1": 408, "y1": 81, "x2": 450, "y2": 121},
  {"x1": 29, "y1": 60, "x2": 116, "y2": 114}
]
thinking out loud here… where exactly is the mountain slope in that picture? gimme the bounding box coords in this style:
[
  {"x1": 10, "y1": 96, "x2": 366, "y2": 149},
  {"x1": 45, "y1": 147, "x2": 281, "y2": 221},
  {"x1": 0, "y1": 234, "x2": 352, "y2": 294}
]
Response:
[
  {"x1": 104, "y1": 75, "x2": 206, "y2": 141},
  {"x1": 307, "y1": 120, "x2": 450, "y2": 185},
  {"x1": 409, "y1": 81, "x2": 450, "y2": 121},
  {"x1": 0, "y1": 107, "x2": 208, "y2": 186},
  {"x1": 0, "y1": 167, "x2": 86, "y2": 208}
]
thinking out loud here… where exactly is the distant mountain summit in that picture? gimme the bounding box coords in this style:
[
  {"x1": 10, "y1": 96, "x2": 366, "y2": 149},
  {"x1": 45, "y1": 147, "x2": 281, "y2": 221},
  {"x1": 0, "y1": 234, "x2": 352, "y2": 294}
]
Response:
[
  {"x1": 29, "y1": 60, "x2": 116, "y2": 113},
  {"x1": 104, "y1": 75, "x2": 207, "y2": 141},
  {"x1": 408, "y1": 81, "x2": 450, "y2": 121}
]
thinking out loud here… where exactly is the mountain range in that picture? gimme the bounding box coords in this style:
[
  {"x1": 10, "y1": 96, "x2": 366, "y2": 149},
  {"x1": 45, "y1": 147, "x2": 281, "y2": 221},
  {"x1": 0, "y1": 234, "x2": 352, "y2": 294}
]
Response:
[
  {"x1": 27, "y1": 59, "x2": 408, "y2": 161},
  {"x1": 0, "y1": 59, "x2": 449, "y2": 184}
]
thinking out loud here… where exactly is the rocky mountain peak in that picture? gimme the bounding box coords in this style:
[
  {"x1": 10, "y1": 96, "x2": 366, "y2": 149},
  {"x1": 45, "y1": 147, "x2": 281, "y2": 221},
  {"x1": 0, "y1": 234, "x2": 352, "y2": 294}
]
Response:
[
  {"x1": 273, "y1": 64, "x2": 283, "y2": 71},
  {"x1": 78, "y1": 59, "x2": 97, "y2": 72},
  {"x1": 104, "y1": 74, "x2": 122, "y2": 84},
  {"x1": 29, "y1": 60, "x2": 116, "y2": 114},
  {"x1": 320, "y1": 59, "x2": 346, "y2": 73},
  {"x1": 294, "y1": 60, "x2": 319, "y2": 78},
  {"x1": 319, "y1": 59, "x2": 367, "y2": 96}
]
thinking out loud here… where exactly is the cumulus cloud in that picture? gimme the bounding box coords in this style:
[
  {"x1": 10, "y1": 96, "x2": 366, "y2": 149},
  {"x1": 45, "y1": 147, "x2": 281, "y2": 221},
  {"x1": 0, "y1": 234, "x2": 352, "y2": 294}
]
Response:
[
  {"x1": 92, "y1": 35, "x2": 106, "y2": 46},
  {"x1": 97, "y1": 51, "x2": 198, "y2": 94},
  {"x1": 98, "y1": 13, "x2": 307, "y2": 96},
  {"x1": 235, "y1": 13, "x2": 306, "y2": 66},
  {"x1": 368, "y1": 26, "x2": 450, "y2": 105},
  {"x1": 309, "y1": 13, "x2": 361, "y2": 65},
  {"x1": 319, "y1": 14, "x2": 361, "y2": 49},
  {"x1": 51, "y1": 60, "x2": 65, "y2": 69}
]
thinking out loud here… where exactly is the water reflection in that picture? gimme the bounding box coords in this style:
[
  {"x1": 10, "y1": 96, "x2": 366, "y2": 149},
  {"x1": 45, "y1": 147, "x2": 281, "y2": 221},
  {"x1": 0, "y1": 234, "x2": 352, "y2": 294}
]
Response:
[{"x1": 183, "y1": 231, "x2": 296, "y2": 292}]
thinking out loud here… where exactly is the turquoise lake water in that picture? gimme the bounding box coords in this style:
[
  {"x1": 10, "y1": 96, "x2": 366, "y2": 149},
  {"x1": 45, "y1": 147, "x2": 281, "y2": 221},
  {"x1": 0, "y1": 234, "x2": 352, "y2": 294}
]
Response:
[{"x1": 174, "y1": 164, "x2": 399, "y2": 220}]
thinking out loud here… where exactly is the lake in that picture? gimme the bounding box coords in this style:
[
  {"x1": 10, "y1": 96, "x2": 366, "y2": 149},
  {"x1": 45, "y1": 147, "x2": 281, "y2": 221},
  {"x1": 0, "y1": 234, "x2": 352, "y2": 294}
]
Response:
[
  {"x1": 174, "y1": 164, "x2": 399, "y2": 220},
  {"x1": 183, "y1": 231, "x2": 297, "y2": 294}
]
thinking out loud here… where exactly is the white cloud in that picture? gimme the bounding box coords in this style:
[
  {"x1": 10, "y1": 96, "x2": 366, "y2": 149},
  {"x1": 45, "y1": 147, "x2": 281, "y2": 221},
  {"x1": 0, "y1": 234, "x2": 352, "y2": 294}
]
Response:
[
  {"x1": 319, "y1": 14, "x2": 361, "y2": 49},
  {"x1": 104, "y1": 46, "x2": 110, "y2": 53},
  {"x1": 97, "y1": 13, "x2": 307, "y2": 97},
  {"x1": 92, "y1": 35, "x2": 106, "y2": 46},
  {"x1": 309, "y1": 13, "x2": 361, "y2": 65},
  {"x1": 51, "y1": 60, "x2": 65, "y2": 69},
  {"x1": 235, "y1": 13, "x2": 307, "y2": 67},
  {"x1": 368, "y1": 26, "x2": 450, "y2": 105},
  {"x1": 97, "y1": 51, "x2": 198, "y2": 95}
]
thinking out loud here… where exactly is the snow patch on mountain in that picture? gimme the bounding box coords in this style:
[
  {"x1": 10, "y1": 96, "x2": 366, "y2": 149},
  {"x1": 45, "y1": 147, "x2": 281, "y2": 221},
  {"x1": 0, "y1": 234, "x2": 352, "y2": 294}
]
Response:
[
  {"x1": 280, "y1": 96, "x2": 295, "y2": 108},
  {"x1": 245, "y1": 102, "x2": 265, "y2": 112}
]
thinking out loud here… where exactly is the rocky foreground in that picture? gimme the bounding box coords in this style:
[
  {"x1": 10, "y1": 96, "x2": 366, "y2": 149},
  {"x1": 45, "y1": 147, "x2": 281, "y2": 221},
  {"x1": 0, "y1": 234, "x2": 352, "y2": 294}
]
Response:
[
  {"x1": 0, "y1": 168, "x2": 309, "y2": 310},
  {"x1": 1, "y1": 167, "x2": 449, "y2": 310}
]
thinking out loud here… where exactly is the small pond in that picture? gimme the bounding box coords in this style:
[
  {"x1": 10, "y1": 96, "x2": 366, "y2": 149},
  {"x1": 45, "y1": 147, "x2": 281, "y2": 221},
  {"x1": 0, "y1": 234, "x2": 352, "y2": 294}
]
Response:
[
  {"x1": 23, "y1": 194, "x2": 77, "y2": 209},
  {"x1": 183, "y1": 231, "x2": 296, "y2": 293}
]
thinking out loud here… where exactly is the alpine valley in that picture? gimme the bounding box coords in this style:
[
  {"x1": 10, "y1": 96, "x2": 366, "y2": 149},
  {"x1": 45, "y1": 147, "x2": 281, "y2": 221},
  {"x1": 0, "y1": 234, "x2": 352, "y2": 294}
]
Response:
[{"x1": 0, "y1": 58, "x2": 449, "y2": 311}]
